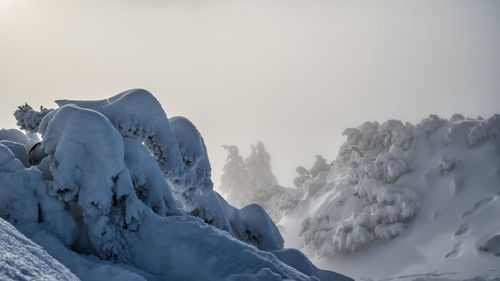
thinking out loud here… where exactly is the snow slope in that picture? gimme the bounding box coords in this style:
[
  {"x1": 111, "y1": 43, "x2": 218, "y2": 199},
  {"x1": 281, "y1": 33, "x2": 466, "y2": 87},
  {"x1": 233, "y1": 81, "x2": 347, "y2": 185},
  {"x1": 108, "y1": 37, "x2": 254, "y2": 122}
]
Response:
[
  {"x1": 0, "y1": 217, "x2": 79, "y2": 281},
  {"x1": 0, "y1": 89, "x2": 351, "y2": 281},
  {"x1": 219, "y1": 114, "x2": 500, "y2": 280}
]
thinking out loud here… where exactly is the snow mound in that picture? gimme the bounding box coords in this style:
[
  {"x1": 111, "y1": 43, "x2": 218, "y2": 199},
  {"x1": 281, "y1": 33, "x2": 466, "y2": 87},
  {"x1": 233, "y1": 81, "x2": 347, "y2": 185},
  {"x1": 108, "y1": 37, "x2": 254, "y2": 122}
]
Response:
[
  {"x1": 1, "y1": 89, "x2": 350, "y2": 281},
  {"x1": 0, "y1": 217, "x2": 79, "y2": 281}
]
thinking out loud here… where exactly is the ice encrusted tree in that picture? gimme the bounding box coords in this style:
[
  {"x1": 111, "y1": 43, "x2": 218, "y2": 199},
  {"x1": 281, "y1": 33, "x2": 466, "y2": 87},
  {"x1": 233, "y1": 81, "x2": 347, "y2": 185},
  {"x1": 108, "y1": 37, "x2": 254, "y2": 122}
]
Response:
[
  {"x1": 245, "y1": 141, "x2": 280, "y2": 193},
  {"x1": 219, "y1": 145, "x2": 247, "y2": 204},
  {"x1": 0, "y1": 89, "x2": 351, "y2": 281},
  {"x1": 14, "y1": 103, "x2": 53, "y2": 133},
  {"x1": 218, "y1": 141, "x2": 281, "y2": 208},
  {"x1": 294, "y1": 155, "x2": 330, "y2": 188},
  {"x1": 218, "y1": 142, "x2": 302, "y2": 221}
]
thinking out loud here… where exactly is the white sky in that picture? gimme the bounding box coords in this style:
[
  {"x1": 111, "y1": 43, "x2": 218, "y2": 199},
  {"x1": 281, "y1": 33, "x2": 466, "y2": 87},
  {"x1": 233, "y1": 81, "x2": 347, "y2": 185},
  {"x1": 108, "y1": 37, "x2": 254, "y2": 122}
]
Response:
[{"x1": 1, "y1": 0, "x2": 499, "y2": 187}]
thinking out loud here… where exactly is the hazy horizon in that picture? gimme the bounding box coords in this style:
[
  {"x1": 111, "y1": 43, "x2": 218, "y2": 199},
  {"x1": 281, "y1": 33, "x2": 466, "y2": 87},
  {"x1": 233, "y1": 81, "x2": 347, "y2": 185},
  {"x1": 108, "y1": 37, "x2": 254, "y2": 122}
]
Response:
[{"x1": 1, "y1": 0, "x2": 499, "y2": 187}]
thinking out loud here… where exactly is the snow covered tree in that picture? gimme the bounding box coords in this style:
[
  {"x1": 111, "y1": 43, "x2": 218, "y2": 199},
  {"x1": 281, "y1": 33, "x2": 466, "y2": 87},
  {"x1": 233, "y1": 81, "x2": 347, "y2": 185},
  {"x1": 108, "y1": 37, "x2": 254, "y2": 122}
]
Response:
[
  {"x1": 294, "y1": 155, "x2": 330, "y2": 188},
  {"x1": 245, "y1": 141, "x2": 279, "y2": 192},
  {"x1": 14, "y1": 103, "x2": 53, "y2": 133},
  {"x1": 219, "y1": 145, "x2": 247, "y2": 200},
  {"x1": 218, "y1": 141, "x2": 281, "y2": 208},
  {"x1": 0, "y1": 89, "x2": 350, "y2": 281},
  {"x1": 218, "y1": 142, "x2": 302, "y2": 221},
  {"x1": 309, "y1": 155, "x2": 330, "y2": 177}
]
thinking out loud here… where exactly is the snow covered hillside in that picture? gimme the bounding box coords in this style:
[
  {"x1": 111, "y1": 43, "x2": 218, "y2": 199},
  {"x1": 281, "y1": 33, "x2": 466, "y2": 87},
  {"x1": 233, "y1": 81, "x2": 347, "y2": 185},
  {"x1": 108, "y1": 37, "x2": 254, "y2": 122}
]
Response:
[
  {"x1": 0, "y1": 217, "x2": 78, "y2": 281},
  {"x1": 219, "y1": 114, "x2": 500, "y2": 281},
  {"x1": 0, "y1": 89, "x2": 351, "y2": 281}
]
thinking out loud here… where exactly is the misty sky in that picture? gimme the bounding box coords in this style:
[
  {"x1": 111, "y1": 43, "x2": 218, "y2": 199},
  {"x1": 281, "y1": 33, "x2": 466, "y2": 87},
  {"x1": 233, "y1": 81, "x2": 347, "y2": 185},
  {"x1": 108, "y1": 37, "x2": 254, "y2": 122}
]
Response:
[{"x1": 1, "y1": 0, "x2": 499, "y2": 187}]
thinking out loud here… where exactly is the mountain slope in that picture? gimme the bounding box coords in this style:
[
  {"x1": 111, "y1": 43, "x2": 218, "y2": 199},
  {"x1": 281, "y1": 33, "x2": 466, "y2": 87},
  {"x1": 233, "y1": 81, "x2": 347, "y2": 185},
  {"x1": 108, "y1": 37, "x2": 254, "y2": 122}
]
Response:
[{"x1": 219, "y1": 114, "x2": 500, "y2": 280}]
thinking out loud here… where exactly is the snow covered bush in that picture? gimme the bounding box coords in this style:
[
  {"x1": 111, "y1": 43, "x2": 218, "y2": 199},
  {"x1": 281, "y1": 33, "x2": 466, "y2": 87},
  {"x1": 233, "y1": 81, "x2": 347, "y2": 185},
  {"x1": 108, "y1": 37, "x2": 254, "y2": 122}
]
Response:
[{"x1": 0, "y1": 89, "x2": 350, "y2": 281}]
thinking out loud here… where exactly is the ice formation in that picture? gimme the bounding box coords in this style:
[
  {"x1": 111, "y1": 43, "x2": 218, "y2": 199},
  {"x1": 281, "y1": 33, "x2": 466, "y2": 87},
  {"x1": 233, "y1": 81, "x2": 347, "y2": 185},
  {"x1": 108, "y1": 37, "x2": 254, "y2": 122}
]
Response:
[
  {"x1": 219, "y1": 114, "x2": 500, "y2": 280},
  {"x1": 0, "y1": 89, "x2": 351, "y2": 281}
]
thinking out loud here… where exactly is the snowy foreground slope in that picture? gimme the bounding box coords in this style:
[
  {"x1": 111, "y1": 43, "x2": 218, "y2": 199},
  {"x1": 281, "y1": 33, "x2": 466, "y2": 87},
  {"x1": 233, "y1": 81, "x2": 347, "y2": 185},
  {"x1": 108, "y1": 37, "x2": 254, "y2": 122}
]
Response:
[
  {"x1": 0, "y1": 218, "x2": 78, "y2": 281},
  {"x1": 219, "y1": 114, "x2": 500, "y2": 281},
  {"x1": 0, "y1": 89, "x2": 351, "y2": 281}
]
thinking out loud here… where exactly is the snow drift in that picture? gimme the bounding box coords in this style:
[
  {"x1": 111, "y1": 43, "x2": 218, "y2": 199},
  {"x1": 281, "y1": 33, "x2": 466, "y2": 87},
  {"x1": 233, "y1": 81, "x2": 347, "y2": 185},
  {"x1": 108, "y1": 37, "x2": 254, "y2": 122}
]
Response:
[
  {"x1": 0, "y1": 89, "x2": 351, "y2": 281},
  {"x1": 219, "y1": 114, "x2": 500, "y2": 280},
  {"x1": 0, "y1": 217, "x2": 78, "y2": 281}
]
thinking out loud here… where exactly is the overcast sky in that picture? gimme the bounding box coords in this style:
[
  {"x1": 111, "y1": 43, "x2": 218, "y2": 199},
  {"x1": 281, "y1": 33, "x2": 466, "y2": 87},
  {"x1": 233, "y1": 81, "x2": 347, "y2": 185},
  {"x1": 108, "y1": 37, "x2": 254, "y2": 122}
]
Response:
[{"x1": 1, "y1": 0, "x2": 499, "y2": 187}]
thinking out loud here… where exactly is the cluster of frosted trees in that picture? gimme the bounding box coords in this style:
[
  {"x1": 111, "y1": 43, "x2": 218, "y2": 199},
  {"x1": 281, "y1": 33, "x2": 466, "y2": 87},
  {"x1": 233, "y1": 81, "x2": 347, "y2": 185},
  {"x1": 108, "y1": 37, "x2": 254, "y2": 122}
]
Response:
[
  {"x1": 218, "y1": 142, "x2": 306, "y2": 221},
  {"x1": 0, "y1": 89, "x2": 350, "y2": 281},
  {"x1": 219, "y1": 113, "x2": 500, "y2": 258}
]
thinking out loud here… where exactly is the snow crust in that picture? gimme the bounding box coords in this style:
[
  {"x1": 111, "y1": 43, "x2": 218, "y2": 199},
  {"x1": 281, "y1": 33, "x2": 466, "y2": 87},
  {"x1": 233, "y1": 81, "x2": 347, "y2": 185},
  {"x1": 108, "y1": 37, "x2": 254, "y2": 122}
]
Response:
[
  {"x1": 0, "y1": 218, "x2": 78, "y2": 281},
  {"x1": 0, "y1": 89, "x2": 350, "y2": 281}
]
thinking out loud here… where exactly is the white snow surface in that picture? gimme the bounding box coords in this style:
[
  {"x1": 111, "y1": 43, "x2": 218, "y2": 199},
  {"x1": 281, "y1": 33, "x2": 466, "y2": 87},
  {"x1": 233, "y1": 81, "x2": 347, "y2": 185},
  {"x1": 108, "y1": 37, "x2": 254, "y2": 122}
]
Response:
[
  {"x1": 0, "y1": 217, "x2": 79, "y2": 281},
  {"x1": 219, "y1": 114, "x2": 500, "y2": 281},
  {"x1": 0, "y1": 89, "x2": 350, "y2": 281}
]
